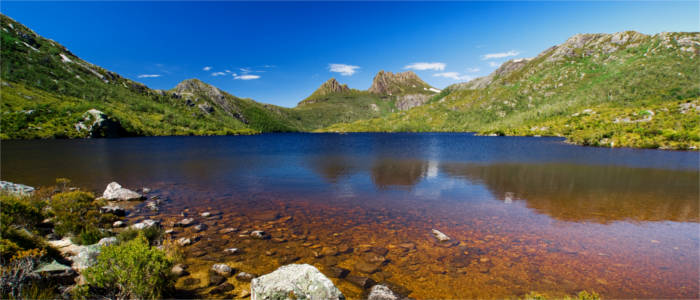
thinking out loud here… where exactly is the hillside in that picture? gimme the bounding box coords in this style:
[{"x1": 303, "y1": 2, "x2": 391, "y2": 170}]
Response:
[
  {"x1": 322, "y1": 31, "x2": 700, "y2": 150},
  {"x1": 0, "y1": 14, "x2": 443, "y2": 138}
]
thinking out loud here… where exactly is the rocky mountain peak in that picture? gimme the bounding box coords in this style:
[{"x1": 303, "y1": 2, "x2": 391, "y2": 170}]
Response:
[
  {"x1": 318, "y1": 78, "x2": 350, "y2": 94},
  {"x1": 299, "y1": 78, "x2": 351, "y2": 105},
  {"x1": 173, "y1": 79, "x2": 224, "y2": 99},
  {"x1": 368, "y1": 70, "x2": 430, "y2": 95}
]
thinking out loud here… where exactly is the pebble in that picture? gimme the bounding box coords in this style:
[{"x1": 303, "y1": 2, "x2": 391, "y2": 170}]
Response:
[
  {"x1": 235, "y1": 272, "x2": 256, "y2": 282},
  {"x1": 112, "y1": 220, "x2": 126, "y2": 228},
  {"x1": 211, "y1": 264, "x2": 233, "y2": 277},
  {"x1": 171, "y1": 264, "x2": 188, "y2": 277},
  {"x1": 432, "y1": 229, "x2": 451, "y2": 242},
  {"x1": 346, "y1": 275, "x2": 376, "y2": 289},
  {"x1": 220, "y1": 227, "x2": 237, "y2": 234},
  {"x1": 200, "y1": 212, "x2": 212, "y2": 218},
  {"x1": 175, "y1": 218, "x2": 195, "y2": 227},
  {"x1": 224, "y1": 248, "x2": 241, "y2": 255},
  {"x1": 193, "y1": 224, "x2": 207, "y2": 232},
  {"x1": 326, "y1": 266, "x2": 349, "y2": 278},
  {"x1": 177, "y1": 237, "x2": 192, "y2": 246},
  {"x1": 251, "y1": 230, "x2": 269, "y2": 239}
]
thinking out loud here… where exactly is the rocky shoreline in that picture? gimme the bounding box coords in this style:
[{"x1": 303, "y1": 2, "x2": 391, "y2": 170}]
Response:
[{"x1": 1, "y1": 180, "x2": 420, "y2": 299}]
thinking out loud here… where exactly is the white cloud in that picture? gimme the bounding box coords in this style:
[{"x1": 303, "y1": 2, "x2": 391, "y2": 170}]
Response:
[
  {"x1": 234, "y1": 74, "x2": 260, "y2": 80},
  {"x1": 488, "y1": 61, "x2": 501, "y2": 68},
  {"x1": 203, "y1": 66, "x2": 212, "y2": 71},
  {"x1": 225, "y1": 70, "x2": 231, "y2": 73},
  {"x1": 137, "y1": 74, "x2": 161, "y2": 78},
  {"x1": 239, "y1": 67, "x2": 251, "y2": 74},
  {"x1": 328, "y1": 63, "x2": 360, "y2": 76},
  {"x1": 404, "y1": 62, "x2": 446, "y2": 71},
  {"x1": 212, "y1": 72, "x2": 226, "y2": 76},
  {"x1": 482, "y1": 50, "x2": 519, "y2": 60},
  {"x1": 433, "y1": 72, "x2": 473, "y2": 81},
  {"x1": 466, "y1": 67, "x2": 480, "y2": 73}
]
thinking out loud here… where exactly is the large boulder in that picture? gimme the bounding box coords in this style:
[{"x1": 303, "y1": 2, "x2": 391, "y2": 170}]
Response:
[
  {"x1": 103, "y1": 182, "x2": 143, "y2": 201},
  {"x1": 251, "y1": 264, "x2": 344, "y2": 300},
  {"x1": 74, "y1": 109, "x2": 127, "y2": 138},
  {"x1": 69, "y1": 244, "x2": 101, "y2": 271}
]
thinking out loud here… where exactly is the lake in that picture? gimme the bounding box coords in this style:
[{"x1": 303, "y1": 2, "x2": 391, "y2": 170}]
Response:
[{"x1": 2, "y1": 133, "x2": 698, "y2": 298}]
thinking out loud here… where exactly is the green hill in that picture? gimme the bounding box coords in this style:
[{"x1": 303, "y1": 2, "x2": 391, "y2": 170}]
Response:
[
  {"x1": 322, "y1": 31, "x2": 700, "y2": 150},
  {"x1": 0, "y1": 14, "x2": 439, "y2": 138}
]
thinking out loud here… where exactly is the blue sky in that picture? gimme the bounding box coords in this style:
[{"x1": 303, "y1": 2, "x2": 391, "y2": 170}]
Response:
[{"x1": 2, "y1": 1, "x2": 698, "y2": 107}]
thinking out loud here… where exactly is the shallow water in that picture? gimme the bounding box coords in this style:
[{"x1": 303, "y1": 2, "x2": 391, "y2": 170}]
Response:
[{"x1": 2, "y1": 133, "x2": 698, "y2": 298}]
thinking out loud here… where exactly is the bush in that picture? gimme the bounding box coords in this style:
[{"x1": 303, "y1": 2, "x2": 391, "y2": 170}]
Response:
[
  {"x1": 81, "y1": 234, "x2": 174, "y2": 299},
  {"x1": 50, "y1": 191, "x2": 101, "y2": 237},
  {"x1": 116, "y1": 226, "x2": 163, "y2": 246},
  {"x1": 71, "y1": 227, "x2": 108, "y2": 246},
  {"x1": 0, "y1": 249, "x2": 46, "y2": 299}
]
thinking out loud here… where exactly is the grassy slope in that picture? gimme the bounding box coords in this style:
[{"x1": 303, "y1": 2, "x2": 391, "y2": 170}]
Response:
[
  {"x1": 322, "y1": 32, "x2": 700, "y2": 150},
  {"x1": 292, "y1": 90, "x2": 396, "y2": 131}
]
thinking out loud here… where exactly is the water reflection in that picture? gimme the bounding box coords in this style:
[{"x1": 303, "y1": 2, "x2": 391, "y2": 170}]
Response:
[
  {"x1": 371, "y1": 159, "x2": 428, "y2": 189},
  {"x1": 442, "y1": 162, "x2": 700, "y2": 223}
]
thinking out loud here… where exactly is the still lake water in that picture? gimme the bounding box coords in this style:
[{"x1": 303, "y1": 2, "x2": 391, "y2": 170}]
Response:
[{"x1": 2, "y1": 133, "x2": 698, "y2": 298}]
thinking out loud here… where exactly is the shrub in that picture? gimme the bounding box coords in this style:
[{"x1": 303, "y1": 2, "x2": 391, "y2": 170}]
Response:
[
  {"x1": 71, "y1": 227, "x2": 108, "y2": 246},
  {"x1": 82, "y1": 234, "x2": 174, "y2": 299},
  {"x1": 50, "y1": 191, "x2": 101, "y2": 237},
  {"x1": 116, "y1": 226, "x2": 164, "y2": 246},
  {"x1": 0, "y1": 249, "x2": 46, "y2": 299}
]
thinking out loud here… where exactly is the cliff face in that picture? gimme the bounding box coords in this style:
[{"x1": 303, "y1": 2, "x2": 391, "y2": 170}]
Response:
[
  {"x1": 368, "y1": 70, "x2": 433, "y2": 95},
  {"x1": 299, "y1": 78, "x2": 351, "y2": 105}
]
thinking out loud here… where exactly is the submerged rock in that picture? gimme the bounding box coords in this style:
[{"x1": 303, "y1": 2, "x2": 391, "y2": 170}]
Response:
[
  {"x1": 131, "y1": 219, "x2": 160, "y2": 230},
  {"x1": 431, "y1": 229, "x2": 451, "y2": 242},
  {"x1": 211, "y1": 264, "x2": 233, "y2": 277},
  {"x1": 103, "y1": 182, "x2": 143, "y2": 201},
  {"x1": 368, "y1": 285, "x2": 400, "y2": 300},
  {"x1": 175, "y1": 218, "x2": 196, "y2": 227},
  {"x1": 235, "y1": 271, "x2": 256, "y2": 282},
  {"x1": 251, "y1": 230, "x2": 269, "y2": 240},
  {"x1": 251, "y1": 264, "x2": 344, "y2": 300}
]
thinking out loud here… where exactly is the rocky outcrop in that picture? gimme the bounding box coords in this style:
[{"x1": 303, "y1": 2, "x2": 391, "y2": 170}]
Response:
[
  {"x1": 102, "y1": 182, "x2": 143, "y2": 201},
  {"x1": 74, "y1": 109, "x2": 127, "y2": 138},
  {"x1": 0, "y1": 181, "x2": 35, "y2": 195},
  {"x1": 300, "y1": 78, "x2": 351, "y2": 105},
  {"x1": 369, "y1": 71, "x2": 431, "y2": 96},
  {"x1": 396, "y1": 94, "x2": 431, "y2": 111},
  {"x1": 251, "y1": 264, "x2": 344, "y2": 300}
]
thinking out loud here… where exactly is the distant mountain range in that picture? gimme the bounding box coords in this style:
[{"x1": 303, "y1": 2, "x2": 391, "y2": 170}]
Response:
[{"x1": 1, "y1": 14, "x2": 698, "y2": 149}]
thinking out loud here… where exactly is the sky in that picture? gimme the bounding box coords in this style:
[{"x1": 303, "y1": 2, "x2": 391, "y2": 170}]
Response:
[{"x1": 2, "y1": 1, "x2": 698, "y2": 107}]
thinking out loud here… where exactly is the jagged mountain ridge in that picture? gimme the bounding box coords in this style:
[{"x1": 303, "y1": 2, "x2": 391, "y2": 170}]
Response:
[{"x1": 322, "y1": 30, "x2": 700, "y2": 150}]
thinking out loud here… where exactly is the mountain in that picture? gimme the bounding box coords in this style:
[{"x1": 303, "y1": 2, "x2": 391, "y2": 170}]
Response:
[
  {"x1": 0, "y1": 14, "x2": 306, "y2": 138},
  {"x1": 323, "y1": 31, "x2": 700, "y2": 150},
  {"x1": 0, "y1": 14, "x2": 439, "y2": 138}
]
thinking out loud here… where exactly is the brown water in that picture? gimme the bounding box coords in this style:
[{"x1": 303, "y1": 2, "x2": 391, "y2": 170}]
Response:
[{"x1": 2, "y1": 133, "x2": 698, "y2": 298}]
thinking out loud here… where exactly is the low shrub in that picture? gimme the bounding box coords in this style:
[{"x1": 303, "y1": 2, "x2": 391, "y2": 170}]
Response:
[
  {"x1": 50, "y1": 191, "x2": 101, "y2": 237},
  {"x1": 81, "y1": 234, "x2": 174, "y2": 299}
]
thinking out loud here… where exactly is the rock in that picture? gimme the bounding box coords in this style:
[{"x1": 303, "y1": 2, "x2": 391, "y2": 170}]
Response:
[
  {"x1": 76, "y1": 109, "x2": 127, "y2": 138},
  {"x1": 145, "y1": 201, "x2": 158, "y2": 211},
  {"x1": 250, "y1": 230, "x2": 269, "y2": 240},
  {"x1": 370, "y1": 247, "x2": 389, "y2": 256},
  {"x1": 103, "y1": 182, "x2": 143, "y2": 201},
  {"x1": 142, "y1": 187, "x2": 151, "y2": 194},
  {"x1": 224, "y1": 248, "x2": 240, "y2": 255},
  {"x1": 346, "y1": 275, "x2": 375, "y2": 289},
  {"x1": 131, "y1": 219, "x2": 160, "y2": 230},
  {"x1": 33, "y1": 260, "x2": 77, "y2": 286},
  {"x1": 175, "y1": 218, "x2": 196, "y2": 227},
  {"x1": 431, "y1": 229, "x2": 451, "y2": 242},
  {"x1": 70, "y1": 245, "x2": 101, "y2": 271},
  {"x1": 220, "y1": 227, "x2": 237, "y2": 234},
  {"x1": 396, "y1": 94, "x2": 431, "y2": 111},
  {"x1": 211, "y1": 282, "x2": 235, "y2": 294},
  {"x1": 355, "y1": 261, "x2": 382, "y2": 274},
  {"x1": 368, "y1": 284, "x2": 400, "y2": 300},
  {"x1": 0, "y1": 181, "x2": 35, "y2": 195},
  {"x1": 326, "y1": 266, "x2": 349, "y2": 278},
  {"x1": 211, "y1": 264, "x2": 233, "y2": 277},
  {"x1": 198, "y1": 103, "x2": 214, "y2": 114},
  {"x1": 97, "y1": 237, "x2": 118, "y2": 247},
  {"x1": 183, "y1": 277, "x2": 200, "y2": 286},
  {"x1": 239, "y1": 290, "x2": 251, "y2": 298},
  {"x1": 209, "y1": 274, "x2": 226, "y2": 286},
  {"x1": 235, "y1": 271, "x2": 256, "y2": 282},
  {"x1": 171, "y1": 264, "x2": 189, "y2": 277},
  {"x1": 177, "y1": 237, "x2": 192, "y2": 247},
  {"x1": 100, "y1": 205, "x2": 126, "y2": 216},
  {"x1": 200, "y1": 212, "x2": 212, "y2": 217},
  {"x1": 193, "y1": 224, "x2": 207, "y2": 232},
  {"x1": 251, "y1": 264, "x2": 343, "y2": 300}
]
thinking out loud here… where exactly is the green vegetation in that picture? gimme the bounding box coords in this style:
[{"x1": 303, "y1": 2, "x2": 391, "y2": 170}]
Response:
[
  {"x1": 322, "y1": 32, "x2": 700, "y2": 150},
  {"x1": 79, "y1": 234, "x2": 175, "y2": 299}
]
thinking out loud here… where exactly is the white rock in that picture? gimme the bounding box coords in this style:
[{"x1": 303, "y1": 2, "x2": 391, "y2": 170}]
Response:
[
  {"x1": 131, "y1": 219, "x2": 160, "y2": 230},
  {"x1": 251, "y1": 264, "x2": 343, "y2": 300},
  {"x1": 431, "y1": 229, "x2": 451, "y2": 242},
  {"x1": 103, "y1": 182, "x2": 142, "y2": 201},
  {"x1": 97, "y1": 237, "x2": 118, "y2": 247},
  {"x1": 211, "y1": 263, "x2": 233, "y2": 277},
  {"x1": 368, "y1": 284, "x2": 400, "y2": 300},
  {"x1": 177, "y1": 237, "x2": 192, "y2": 246}
]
